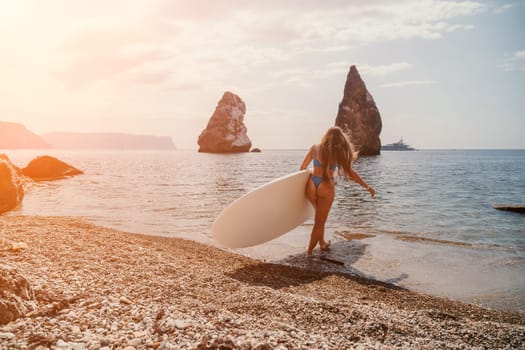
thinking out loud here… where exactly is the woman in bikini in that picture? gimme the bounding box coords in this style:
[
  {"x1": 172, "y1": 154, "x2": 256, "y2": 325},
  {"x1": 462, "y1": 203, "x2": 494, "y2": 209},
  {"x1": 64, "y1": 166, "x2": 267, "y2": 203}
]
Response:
[{"x1": 300, "y1": 126, "x2": 375, "y2": 257}]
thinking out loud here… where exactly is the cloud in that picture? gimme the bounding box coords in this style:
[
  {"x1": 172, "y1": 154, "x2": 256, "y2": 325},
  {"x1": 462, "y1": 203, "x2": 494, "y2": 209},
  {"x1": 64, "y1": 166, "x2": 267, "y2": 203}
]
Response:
[
  {"x1": 61, "y1": 30, "x2": 148, "y2": 54},
  {"x1": 129, "y1": 70, "x2": 173, "y2": 85},
  {"x1": 158, "y1": 0, "x2": 243, "y2": 20},
  {"x1": 500, "y1": 49, "x2": 525, "y2": 72},
  {"x1": 358, "y1": 63, "x2": 413, "y2": 77},
  {"x1": 169, "y1": 82, "x2": 205, "y2": 91},
  {"x1": 380, "y1": 80, "x2": 437, "y2": 88},
  {"x1": 156, "y1": 0, "x2": 487, "y2": 58},
  {"x1": 283, "y1": 1, "x2": 485, "y2": 45},
  {"x1": 55, "y1": 19, "x2": 179, "y2": 87},
  {"x1": 55, "y1": 49, "x2": 173, "y2": 88},
  {"x1": 513, "y1": 50, "x2": 525, "y2": 60},
  {"x1": 494, "y1": 3, "x2": 514, "y2": 14},
  {"x1": 236, "y1": 61, "x2": 414, "y2": 90},
  {"x1": 15, "y1": 0, "x2": 490, "y2": 91}
]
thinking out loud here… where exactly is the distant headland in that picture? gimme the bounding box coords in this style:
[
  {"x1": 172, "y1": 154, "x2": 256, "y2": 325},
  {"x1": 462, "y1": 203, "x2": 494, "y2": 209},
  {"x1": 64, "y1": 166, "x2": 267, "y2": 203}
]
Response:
[
  {"x1": 0, "y1": 122, "x2": 176, "y2": 150},
  {"x1": 41, "y1": 132, "x2": 176, "y2": 150},
  {"x1": 0, "y1": 122, "x2": 51, "y2": 149}
]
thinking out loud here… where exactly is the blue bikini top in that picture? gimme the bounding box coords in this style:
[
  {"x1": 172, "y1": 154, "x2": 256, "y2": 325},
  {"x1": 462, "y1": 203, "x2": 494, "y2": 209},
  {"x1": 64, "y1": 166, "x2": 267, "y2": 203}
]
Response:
[{"x1": 313, "y1": 146, "x2": 337, "y2": 171}]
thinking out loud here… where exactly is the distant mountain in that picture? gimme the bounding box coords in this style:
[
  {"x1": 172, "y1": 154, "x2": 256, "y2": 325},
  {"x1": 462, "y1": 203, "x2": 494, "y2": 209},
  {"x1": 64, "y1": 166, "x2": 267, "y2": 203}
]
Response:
[
  {"x1": 0, "y1": 121, "x2": 51, "y2": 149},
  {"x1": 41, "y1": 132, "x2": 176, "y2": 150}
]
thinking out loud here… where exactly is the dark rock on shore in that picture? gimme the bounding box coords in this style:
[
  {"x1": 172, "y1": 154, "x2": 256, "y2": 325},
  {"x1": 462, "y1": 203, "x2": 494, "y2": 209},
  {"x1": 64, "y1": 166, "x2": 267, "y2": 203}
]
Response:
[
  {"x1": 198, "y1": 92, "x2": 252, "y2": 153},
  {"x1": 493, "y1": 204, "x2": 525, "y2": 214},
  {"x1": 0, "y1": 155, "x2": 24, "y2": 214},
  {"x1": 335, "y1": 65, "x2": 382, "y2": 156},
  {"x1": 0, "y1": 154, "x2": 22, "y2": 177},
  {"x1": 22, "y1": 155, "x2": 83, "y2": 181},
  {"x1": 0, "y1": 264, "x2": 35, "y2": 325},
  {"x1": 0, "y1": 154, "x2": 83, "y2": 213},
  {"x1": 250, "y1": 148, "x2": 261, "y2": 153}
]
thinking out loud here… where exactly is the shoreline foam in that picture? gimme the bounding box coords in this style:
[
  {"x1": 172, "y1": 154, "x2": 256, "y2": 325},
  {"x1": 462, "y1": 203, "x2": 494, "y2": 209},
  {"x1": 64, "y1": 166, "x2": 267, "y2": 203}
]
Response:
[{"x1": 0, "y1": 215, "x2": 523, "y2": 349}]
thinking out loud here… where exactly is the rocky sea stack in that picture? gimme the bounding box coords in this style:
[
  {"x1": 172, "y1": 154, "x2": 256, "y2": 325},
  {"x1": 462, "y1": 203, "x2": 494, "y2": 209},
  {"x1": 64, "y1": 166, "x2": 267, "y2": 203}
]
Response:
[
  {"x1": 335, "y1": 65, "x2": 382, "y2": 156},
  {"x1": 198, "y1": 92, "x2": 252, "y2": 153}
]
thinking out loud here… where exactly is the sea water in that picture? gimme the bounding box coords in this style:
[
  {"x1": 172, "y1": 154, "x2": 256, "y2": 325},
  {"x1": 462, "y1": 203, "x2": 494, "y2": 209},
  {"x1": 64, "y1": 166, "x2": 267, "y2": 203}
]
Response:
[{"x1": 6, "y1": 149, "x2": 525, "y2": 312}]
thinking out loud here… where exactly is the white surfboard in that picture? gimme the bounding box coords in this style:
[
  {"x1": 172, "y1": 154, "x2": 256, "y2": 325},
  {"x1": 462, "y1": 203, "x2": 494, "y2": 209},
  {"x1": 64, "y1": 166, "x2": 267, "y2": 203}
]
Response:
[{"x1": 212, "y1": 169, "x2": 314, "y2": 248}]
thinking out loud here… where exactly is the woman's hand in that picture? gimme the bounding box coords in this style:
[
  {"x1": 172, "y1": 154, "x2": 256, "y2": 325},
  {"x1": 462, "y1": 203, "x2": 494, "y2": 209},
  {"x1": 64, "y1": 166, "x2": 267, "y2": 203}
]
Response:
[{"x1": 367, "y1": 186, "x2": 375, "y2": 198}]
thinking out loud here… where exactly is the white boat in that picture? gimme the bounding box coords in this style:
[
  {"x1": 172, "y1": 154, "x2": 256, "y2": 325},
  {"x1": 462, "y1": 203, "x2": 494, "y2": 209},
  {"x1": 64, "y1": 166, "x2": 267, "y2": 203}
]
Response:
[{"x1": 381, "y1": 138, "x2": 415, "y2": 151}]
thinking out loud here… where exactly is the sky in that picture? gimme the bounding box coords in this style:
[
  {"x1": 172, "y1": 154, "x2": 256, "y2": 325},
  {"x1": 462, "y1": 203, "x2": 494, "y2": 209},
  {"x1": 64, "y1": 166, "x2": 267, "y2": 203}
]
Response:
[{"x1": 0, "y1": 0, "x2": 524, "y2": 150}]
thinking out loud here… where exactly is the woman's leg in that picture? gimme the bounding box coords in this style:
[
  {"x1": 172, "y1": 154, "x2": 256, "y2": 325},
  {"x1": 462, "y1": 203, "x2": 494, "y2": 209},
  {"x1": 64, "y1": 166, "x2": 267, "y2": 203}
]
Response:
[{"x1": 306, "y1": 180, "x2": 334, "y2": 256}]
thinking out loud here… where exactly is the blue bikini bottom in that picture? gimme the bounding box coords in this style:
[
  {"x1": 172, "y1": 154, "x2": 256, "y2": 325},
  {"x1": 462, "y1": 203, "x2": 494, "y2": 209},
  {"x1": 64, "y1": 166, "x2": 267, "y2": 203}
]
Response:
[
  {"x1": 311, "y1": 174, "x2": 336, "y2": 189},
  {"x1": 311, "y1": 175, "x2": 324, "y2": 188}
]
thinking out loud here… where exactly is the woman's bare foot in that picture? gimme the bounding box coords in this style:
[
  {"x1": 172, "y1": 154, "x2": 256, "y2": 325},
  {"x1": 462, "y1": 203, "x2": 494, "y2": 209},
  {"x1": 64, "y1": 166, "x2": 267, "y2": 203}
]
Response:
[{"x1": 320, "y1": 240, "x2": 331, "y2": 251}]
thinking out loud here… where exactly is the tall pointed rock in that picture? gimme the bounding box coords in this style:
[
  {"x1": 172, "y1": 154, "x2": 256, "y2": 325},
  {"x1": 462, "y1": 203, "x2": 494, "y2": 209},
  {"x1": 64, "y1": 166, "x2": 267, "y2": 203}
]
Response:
[
  {"x1": 198, "y1": 91, "x2": 252, "y2": 153},
  {"x1": 335, "y1": 65, "x2": 382, "y2": 155}
]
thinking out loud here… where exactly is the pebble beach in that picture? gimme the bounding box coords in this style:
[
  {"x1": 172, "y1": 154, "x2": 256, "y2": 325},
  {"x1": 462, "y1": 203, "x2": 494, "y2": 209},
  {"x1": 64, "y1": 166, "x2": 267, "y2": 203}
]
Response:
[{"x1": 1, "y1": 215, "x2": 524, "y2": 349}]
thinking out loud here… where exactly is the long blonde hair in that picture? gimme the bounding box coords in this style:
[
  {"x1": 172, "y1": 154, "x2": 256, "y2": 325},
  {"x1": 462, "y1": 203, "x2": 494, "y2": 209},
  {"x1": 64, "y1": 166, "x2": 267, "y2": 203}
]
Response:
[{"x1": 318, "y1": 126, "x2": 358, "y2": 181}]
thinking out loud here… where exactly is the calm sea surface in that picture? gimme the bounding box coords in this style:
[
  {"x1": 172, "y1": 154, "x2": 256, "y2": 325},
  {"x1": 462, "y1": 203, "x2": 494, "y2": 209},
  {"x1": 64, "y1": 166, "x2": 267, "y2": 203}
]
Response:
[{"x1": 6, "y1": 149, "x2": 525, "y2": 312}]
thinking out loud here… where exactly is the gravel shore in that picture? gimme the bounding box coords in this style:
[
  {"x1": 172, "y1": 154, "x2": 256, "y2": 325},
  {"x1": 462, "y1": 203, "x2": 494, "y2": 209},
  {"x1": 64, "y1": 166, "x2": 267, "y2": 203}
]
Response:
[{"x1": 1, "y1": 216, "x2": 524, "y2": 349}]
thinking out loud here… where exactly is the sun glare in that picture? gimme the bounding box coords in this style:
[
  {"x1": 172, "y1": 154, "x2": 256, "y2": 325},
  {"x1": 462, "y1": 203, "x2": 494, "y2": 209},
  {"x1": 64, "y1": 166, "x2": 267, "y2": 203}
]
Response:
[{"x1": 0, "y1": 0, "x2": 20, "y2": 16}]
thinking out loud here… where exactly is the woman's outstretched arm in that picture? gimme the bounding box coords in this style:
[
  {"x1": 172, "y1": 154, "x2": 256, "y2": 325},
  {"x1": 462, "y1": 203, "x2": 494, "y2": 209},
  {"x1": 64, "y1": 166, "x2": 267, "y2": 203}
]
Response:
[{"x1": 349, "y1": 168, "x2": 375, "y2": 197}]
